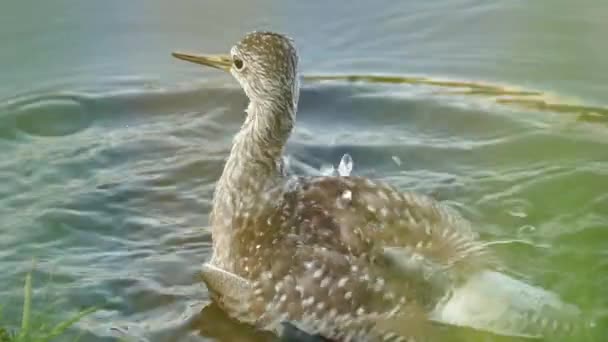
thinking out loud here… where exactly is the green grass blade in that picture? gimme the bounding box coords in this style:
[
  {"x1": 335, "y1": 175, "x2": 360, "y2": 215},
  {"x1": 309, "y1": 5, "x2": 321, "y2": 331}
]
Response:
[
  {"x1": 42, "y1": 307, "x2": 97, "y2": 341},
  {"x1": 4, "y1": 261, "x2": 96, "y2": 342},
  {"x1": 0, "y1": 327, "x2": 10, "y2": 342},
  {"x1": 17, "y1": 272, "x2": 33, "y2": 341}
]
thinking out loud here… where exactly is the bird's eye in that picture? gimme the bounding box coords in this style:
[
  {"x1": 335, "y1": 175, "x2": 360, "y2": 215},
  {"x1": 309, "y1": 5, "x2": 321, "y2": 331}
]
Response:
[{"x1": 233, "y1": 58, "x2": 244, "y2": 70}]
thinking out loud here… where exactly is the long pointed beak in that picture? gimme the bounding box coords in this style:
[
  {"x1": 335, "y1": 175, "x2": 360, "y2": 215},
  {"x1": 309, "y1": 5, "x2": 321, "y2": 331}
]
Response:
[{"x1": 171, "y1": 52, "x2": 232, "y2": 72}]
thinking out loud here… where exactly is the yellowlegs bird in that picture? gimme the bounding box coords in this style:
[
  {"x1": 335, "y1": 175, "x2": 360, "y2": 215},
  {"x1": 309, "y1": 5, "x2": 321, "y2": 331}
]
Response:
[{"x1": 172, "y1": 31, "x2": 580, "y2": 341}]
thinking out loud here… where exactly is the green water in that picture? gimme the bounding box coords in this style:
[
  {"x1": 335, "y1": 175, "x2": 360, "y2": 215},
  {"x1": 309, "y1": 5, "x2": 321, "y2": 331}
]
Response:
[{"x1": 1, "y1": 0, "x2": 607, "y2": 341}]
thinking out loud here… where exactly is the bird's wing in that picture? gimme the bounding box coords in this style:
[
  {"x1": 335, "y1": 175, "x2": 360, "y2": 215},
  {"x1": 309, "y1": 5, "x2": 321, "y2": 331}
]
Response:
[{"x1": 284, "y1": 175, "x2": 493, "y2": 274}]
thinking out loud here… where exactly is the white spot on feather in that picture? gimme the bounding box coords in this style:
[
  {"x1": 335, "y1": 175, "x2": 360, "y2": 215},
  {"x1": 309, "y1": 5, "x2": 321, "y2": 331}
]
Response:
[
  {"x1": 320, "y1": 277, "x2": 331, "y2": 288},
  {"x1": 302, "y1": 296, "x2": 315, "y2": 307},
  {"x1": 313, "y1": 268, "x2": 324, "y2": 279}
]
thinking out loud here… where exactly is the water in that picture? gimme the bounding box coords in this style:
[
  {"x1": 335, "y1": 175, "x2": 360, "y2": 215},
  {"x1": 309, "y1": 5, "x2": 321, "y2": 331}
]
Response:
[{"x1": 1, "y1": 0, "x2": 607, "y2": 341}]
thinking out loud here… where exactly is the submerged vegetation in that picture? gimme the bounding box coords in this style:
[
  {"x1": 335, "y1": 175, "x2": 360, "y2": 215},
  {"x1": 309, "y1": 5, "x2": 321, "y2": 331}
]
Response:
[{"x1": 0, "y1": 271, "x2": 96, "y2": 342}]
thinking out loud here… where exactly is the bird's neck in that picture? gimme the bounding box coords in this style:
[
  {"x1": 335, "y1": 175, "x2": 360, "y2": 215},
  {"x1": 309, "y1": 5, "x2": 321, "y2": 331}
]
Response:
[
  {"x1": 223, "y1": 99, "x2": 293, "y2": 190},
  {"x1": 210, "y1": 97, "x2": 296, "y2": 267}
]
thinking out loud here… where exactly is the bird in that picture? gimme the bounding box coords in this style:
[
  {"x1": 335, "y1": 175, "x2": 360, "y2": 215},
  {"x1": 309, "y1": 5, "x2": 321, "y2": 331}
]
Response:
[{"x1": 172, "y1": 31, "x2": 581, "y2": 341}]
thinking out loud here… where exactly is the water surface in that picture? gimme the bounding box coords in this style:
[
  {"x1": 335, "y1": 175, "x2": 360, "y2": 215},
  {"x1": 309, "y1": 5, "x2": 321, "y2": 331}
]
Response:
[{"x1": 1, "y1": 0, "x2": 607, "y2": 341}]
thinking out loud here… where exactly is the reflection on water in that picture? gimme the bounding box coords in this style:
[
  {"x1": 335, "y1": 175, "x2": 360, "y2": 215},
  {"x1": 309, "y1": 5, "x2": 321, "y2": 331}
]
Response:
[
  {"x1": 305, "y1": 74, "x2": 608, "y2": 126},
  {"x1": 1, "y1": 0, "x2": 607, "y2": 341}
]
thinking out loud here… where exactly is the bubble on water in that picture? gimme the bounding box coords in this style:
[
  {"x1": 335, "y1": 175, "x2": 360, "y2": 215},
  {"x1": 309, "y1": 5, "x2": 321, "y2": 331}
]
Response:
[
  {"x1": 319, "y1": 153, "x2": 354, "y2": 176},
  {"x1": 518, "y1": 225, "x2": 536, "y2": 234},
  {"x1": 507, "y1": 209, "x2": 527, "y2": 218},
  {"x1": 503, "y1": 198, "x2": 533, "y2": 219}
]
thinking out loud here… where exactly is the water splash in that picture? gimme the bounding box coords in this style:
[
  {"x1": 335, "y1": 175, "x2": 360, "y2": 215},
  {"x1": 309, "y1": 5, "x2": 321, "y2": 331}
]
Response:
[
  {"x1": 320, "y1": 153, "x2": 354, "y2": 177},
  {"x1": 337, "y1": 153, "x2": 353, "y2": 176},
  {"x1": 430, "y1": 270, "x2": 584, "y2": 339}
]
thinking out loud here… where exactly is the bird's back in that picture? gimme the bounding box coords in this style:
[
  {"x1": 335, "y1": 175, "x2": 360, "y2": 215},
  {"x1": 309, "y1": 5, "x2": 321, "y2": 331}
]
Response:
[{"x1": 205, "y1": 175, "x2": 494, "y2": 341}]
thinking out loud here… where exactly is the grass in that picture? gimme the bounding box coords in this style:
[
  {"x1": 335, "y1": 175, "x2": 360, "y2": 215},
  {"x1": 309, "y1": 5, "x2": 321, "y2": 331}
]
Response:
[{"x1": 0, "y1": 271, "x2": 96, "y2": 342}]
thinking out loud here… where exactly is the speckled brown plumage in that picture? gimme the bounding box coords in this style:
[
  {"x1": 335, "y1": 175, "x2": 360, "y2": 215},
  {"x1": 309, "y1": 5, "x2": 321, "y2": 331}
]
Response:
[{"x1": 216, "y1": 174, "x2": 491, "y2": 341}]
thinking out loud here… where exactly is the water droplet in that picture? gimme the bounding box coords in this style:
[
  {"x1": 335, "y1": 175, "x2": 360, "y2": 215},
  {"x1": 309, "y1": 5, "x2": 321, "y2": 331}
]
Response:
[{"x1": 337, "y1": 153, "x2": 353, "y2": 176}]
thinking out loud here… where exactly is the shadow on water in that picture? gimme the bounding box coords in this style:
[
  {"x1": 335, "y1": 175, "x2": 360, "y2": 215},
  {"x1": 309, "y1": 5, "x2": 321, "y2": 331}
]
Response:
[{"x1": 191, "y1": 303, "x2": 276, "y2": 342}]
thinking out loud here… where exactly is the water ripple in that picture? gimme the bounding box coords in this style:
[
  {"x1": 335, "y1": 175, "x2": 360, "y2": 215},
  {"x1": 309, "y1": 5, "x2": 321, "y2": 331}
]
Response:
[{"x1": 0, "y1": 75, "x2": 606, "y2": 342}]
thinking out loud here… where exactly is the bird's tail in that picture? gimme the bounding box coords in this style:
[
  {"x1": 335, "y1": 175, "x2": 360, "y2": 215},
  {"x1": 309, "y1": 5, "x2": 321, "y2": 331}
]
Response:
[{"x1": 428, "y1": 270, "x2": 583, "y2": 339}]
